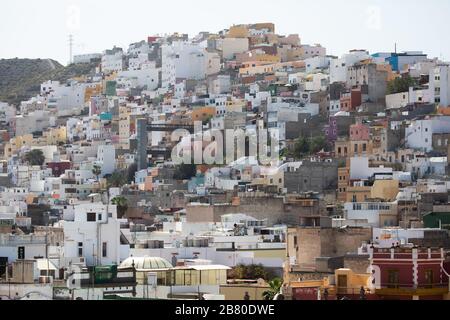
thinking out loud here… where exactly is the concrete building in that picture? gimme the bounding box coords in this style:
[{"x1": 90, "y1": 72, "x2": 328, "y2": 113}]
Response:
[
  {"x1": 60, "y1": 202, "x2": 129, "y2": 267},
  {"x1": 101, "y1": 47, "x2": 125, "y2": 73},
  {"x1": 73, "y1": 53, "x2": 101, "y2": 64}
]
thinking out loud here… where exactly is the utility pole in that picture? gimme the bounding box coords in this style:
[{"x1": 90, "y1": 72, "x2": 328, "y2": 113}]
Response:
[{"x1": 69, "y1": 35, "x2": 74, "y2": 65}]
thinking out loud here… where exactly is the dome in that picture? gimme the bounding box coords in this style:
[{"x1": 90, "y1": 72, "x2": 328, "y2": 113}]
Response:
[{"x1": 119, "y1": 256, "x2": 173, "y2": 270}]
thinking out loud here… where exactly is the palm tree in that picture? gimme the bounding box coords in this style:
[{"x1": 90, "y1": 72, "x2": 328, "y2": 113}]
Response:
[
  {"x1": 24, "y1": 149, "x2": 45, "y2": 166},
  {"x1": 107, "y1": 171, "x2": 127, "y2": 188},
  {"x1": 262, "y1": 278, "x2": 283, "y2": 301},
  {"x1": 111, "y1": 196, "x2": 128, "y2": 218},
  {"x1": 92, "y1": 165, "x2": 102, "y2": 181}
]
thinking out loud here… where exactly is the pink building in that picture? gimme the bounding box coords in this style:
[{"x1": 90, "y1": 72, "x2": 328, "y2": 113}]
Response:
[{"x1": 350, "y1": 123, "x2": 370, "y2": 141}]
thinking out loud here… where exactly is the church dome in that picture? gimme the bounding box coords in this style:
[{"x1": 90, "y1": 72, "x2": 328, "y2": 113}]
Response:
[{"x1": 119, "y1": 256, "x2": 173, "y2": 270}]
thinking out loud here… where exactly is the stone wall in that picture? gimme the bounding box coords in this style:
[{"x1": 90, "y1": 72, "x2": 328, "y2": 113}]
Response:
[
  {"x1": 284, "y1": 161, "x2": 338, "y2": 194},
  {"x1": 292, "y1": 227, "x2": 372, "y2": 271},
  {"x1": 343, "y1": 255, "x2": 370, "y2": 274}
]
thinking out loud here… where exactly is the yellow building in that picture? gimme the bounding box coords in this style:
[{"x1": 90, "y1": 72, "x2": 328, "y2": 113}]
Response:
[
  {"x1": 252, "y1": 169, "x2": 284, "y2": 193},
  {"x1": 220, "y1": 280, "x2": 269, "y2": 300},
  {"x1": 371, "y1": 180, "x2": 399, "y2": 201},
  {"x1": 4, "y1": 134, "x2": 34, "y2": 158},
  {"x1": 85, "y1": 84, "x2": 103, "y2": 102},
  {"x1": 225, "y1": 100, "x2": 246, "y2": 113},
  {"x1": 285, "y1": 269, "x2": 371, "y2": 300},
  {"x1": 346, "y1": 185, "x2": 372, "y2": 203},
  {"x1": 43, "y1": 126, "x2": 67, "y2": 145},
  {"x1": 334, "y1": 269, "x2": 371, "y2": 296},
  {"x1": 227, "y1": 25, "x2": 249, "y2": 38}
]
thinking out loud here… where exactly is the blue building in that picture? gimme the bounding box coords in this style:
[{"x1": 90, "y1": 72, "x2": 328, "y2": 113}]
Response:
[{"x1": 372, "y1": 51, "x2": 427, "y2": 72}]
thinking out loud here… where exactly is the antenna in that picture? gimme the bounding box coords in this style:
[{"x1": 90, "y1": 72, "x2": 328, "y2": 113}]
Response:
[
  {"x1": 69, "y1": 34, "x2": 74, "y2": 64},
  {"x1": 394, "y1": 42, "x2": 397, "y2": 54}
]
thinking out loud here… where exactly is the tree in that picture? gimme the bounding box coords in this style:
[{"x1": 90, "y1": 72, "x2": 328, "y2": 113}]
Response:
[
  {"x1": 111, "y1": 196, "x2": 128, "y2": 218},
  {"x1": 262, "y1": 278, "x2": 283, "y2": 301},
  {"x1": 310, "y1": 136, "x2": 327, "y2": 154},
  {"x1": 24, "y1": 149, "x2": 45, "y2": 166},
  {"x1": 92, "y1": 165, "x2": 102, "y2": 181},
  {"x1": 293, "y1": 135, "x2": 328, "y2": 159},
  {"x1": 107, "y1": 171, "x2": 127, "y2": 188},
  {"x1": 228, "y1": 264, "x2": 273, "y2": 281},
  {"x1": 387, "y1": 76, "x2": 417, "y2": 95},
  {"x1": 294, "y1": 136, "x2": 310, "y2": 158}
]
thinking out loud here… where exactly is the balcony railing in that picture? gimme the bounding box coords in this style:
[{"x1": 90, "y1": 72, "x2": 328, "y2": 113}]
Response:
[{"x1": 376, "y1": 282, "x2": 449, "y2": 296}]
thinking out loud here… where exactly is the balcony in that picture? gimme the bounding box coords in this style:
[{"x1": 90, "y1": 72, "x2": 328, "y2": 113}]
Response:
[{"x1": 375, "y1": 283, "x2": 449, "y2": 297}]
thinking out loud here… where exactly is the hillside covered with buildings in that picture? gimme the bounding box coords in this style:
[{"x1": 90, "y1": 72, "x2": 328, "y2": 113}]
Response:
[{"x1": 1, "y1": 22, "x2": 450, "y2": 301}]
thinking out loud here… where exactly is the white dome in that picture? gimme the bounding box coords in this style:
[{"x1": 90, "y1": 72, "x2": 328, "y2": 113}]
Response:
[{"x1": 119, "y1": 256, "x2": 173, "y2": 270}]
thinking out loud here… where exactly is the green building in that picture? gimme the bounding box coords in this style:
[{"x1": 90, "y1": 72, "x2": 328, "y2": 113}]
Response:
[{"x1": 423, "y1": 212, "x2": 450, "y2": 230}]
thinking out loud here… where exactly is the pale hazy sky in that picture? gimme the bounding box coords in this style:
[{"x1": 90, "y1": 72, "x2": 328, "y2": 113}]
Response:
[{"x1": 1, "y1": 0, "x2": 449, "y2": 65}]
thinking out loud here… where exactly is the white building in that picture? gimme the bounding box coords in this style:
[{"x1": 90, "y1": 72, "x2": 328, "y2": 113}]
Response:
[
  {"x1": 330, "y1": 50, "x2": 370, "y2": 84},
  {"x1": 304, "y1": 56, "x2": 330, "y2": 73},
  {"x1": 406, "y1": 155, "x2": 448, "y2": 178},
  {"x1": 61, "y1": 202, "x2": 129, "y2": 267},
  {"x1": 44, "y1": 81, "x2": 86, "y2": 116},
  {"x1": 117, "y1": 62, "x2": 159, "y2": 91},
  {"x1": 344, "y1": 202, "x2": 397, "y2": 228},
  {"x1": 101, "y1": 47, "x2": 125, "y2": 73},
  {"x1": 172, "y1": 41, "x2": 208, "y2": 80},
  {"x1": 209, "y1": 75, "x2": 231, "y2": 95},
  {"x1": 300, "y1": 44, "x2": 326, "y2": 59},
  {"x1": 97, "y1": 145, "x2": 116, "y2": 176},
  {"x1": 15, "y1": 110, "x2": 55, "y2": 136},
  {"x1": 350, "y1": 157, "x2": 393, "y2": 180},
  {"x1": 430, "y1": 64, "x2": 450, "y2": 107},
  {"x1": 405, "y1": 116, "x2": 450, "y2": 152},
  {"x1": 161, "y1": 44, "x2": 177, "y2": 88},
  {"x1": 73, "y1": 53, "x2": 101, "y2": 64}
]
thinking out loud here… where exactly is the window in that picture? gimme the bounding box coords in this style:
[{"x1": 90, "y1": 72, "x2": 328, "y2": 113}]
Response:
[
  {"x1": 424, "y1": 270, "x2": 433, "y2": 288},
  {"x1": 87, "y1": 212, "x2": 96, "y2": 222},
  {"x1": 18, "y1": 246, "x2": 25, "y2": 260},
  {"x1": 78, "y1": 248, "x2": 83, "y2": 257},
  {"x1": 102, "y1": 242, "x2": 107, "y2": 258},
  {"x1": 388, "y1": 270, "x2": 399, "y2": 288}
]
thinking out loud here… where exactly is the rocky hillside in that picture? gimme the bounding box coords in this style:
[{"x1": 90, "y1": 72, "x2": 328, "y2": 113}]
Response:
[{"x1": 0, "y1": 58, "x2": 98, "y2": 106}]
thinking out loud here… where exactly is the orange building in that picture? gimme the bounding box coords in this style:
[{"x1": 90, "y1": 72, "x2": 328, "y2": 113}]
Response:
[{"x1": 191, "y1": 106, "x2": 216, "y2": 123}]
